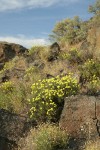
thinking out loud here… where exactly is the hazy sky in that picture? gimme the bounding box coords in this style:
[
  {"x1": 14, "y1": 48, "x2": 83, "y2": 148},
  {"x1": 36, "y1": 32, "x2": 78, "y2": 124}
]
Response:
[{"x1": 0, "y1": 0, "x2": 95, "y2": 48}]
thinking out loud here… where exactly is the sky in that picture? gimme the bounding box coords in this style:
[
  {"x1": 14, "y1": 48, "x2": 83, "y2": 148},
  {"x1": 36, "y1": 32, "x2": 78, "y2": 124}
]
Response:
[{"x1": 0, "y1": 0, "x2": 95, "y2": 48}]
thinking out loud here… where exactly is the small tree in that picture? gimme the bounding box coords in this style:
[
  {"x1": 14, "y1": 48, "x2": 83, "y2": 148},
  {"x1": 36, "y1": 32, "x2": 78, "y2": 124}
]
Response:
[
  {"x1": 50, "y1": 16, "x2": 88, "y2": 44},
  {"x1": 88, "y1": 0, "x2": 100, "y2": 27}
]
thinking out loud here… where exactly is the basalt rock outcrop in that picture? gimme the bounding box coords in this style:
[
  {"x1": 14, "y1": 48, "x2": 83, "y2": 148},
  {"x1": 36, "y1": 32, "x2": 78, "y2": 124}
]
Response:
[
  {"x1": 60, "y1": 95, "x2": 100, "y2": 139},
  {"x1": 0, "y1": 109, "x2": 35, "y2": 150},
  {"x1": 0, "y1": 42, "x2": 28, "y2": 65}
]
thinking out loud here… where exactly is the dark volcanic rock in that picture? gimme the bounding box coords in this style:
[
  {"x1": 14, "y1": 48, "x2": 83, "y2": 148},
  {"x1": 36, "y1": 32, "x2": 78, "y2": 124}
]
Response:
[
  {"x1": 0, "y1": 136, "x2": 17, "y2": 150},
  {"x1": 0, "y1": 109, "x2": 37, "y2": 149},
  {"x1": 0, "y1": 42, "x2": 28, "y2": 63},
  {"x1": 48, "y1": 42, "x2": 60, "y2": 61},
  {"x1": 0, "y1": 109, "x2": 27, "y2": 142},
  {"x1": 60, "y1": 95, "x2": 100, "y2": 139}
]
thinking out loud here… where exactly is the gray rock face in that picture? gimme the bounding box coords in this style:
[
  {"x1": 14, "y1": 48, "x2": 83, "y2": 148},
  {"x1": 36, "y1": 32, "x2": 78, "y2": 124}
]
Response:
[{"x1": 59, "y1": 95, "x2": 100, "y2": 139}]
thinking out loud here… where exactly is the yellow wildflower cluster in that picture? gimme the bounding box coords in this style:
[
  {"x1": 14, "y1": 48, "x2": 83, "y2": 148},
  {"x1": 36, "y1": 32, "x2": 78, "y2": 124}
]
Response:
[
  {"x1": 90, "y1": 76, "x2": 100, "y2": 86},
  {"x1": 0, "y1": 81, "x2": 14, "y2": 93},
  {"x1": 29, "y1": 74, "x2": 79, "y2": 121},
  {"x1": 84, "y1": 59, "x2": 95, "y2": 65}
]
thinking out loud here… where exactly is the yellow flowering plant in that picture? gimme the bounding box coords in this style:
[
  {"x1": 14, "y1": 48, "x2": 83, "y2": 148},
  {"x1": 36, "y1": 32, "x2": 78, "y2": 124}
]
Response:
[
  {"x1": 28, "y1": 74, "x2": 79, "y2": 122},
  {"x1": 0, "y1": 81, "x2": 14, "y2": 93}
]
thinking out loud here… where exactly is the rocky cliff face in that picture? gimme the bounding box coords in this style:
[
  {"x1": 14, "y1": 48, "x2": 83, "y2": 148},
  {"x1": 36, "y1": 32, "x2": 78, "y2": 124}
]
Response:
[
  {"x1": 60, "y1": 95, "x2": 100, "y2": 139},
  {"x1": 0, "y1": 42, "x2": 28, "y2": 69}
]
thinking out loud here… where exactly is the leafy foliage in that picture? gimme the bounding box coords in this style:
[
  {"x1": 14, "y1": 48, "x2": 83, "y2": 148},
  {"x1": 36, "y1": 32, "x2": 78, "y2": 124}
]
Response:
[
  {"x1": 68, "y1": 48, "x2": 82, "y2": 63},
  {"x1": 88, "y1": 0, "x2": 100, "y2": 15},
  {"x1": 50, "y1": 16, "x2": 88, "y2": 44},
  {"x1": 88, "y1": 0, "x2": 100, "y2": 27}
]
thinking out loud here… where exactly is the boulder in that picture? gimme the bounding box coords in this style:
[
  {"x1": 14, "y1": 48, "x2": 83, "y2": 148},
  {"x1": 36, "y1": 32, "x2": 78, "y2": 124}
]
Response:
[
  {"x1": 59, "y1": 95, "x2": 100, "y2": 139},
  {"x1": 48, "y1": 42, "x2": 60, "y2": 61},
  {"x1": 0, "y1": 42, "x2": 28, "y2": 63}
]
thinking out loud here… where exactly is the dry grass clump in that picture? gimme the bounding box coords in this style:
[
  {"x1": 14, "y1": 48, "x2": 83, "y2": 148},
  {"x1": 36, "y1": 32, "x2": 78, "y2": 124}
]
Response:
[
  {"x1": 84, "y1": 140, "x2": 100, "y2": 150},
  {"x1": 18, "y1": 123, "x2": 68, "y2": 150}
]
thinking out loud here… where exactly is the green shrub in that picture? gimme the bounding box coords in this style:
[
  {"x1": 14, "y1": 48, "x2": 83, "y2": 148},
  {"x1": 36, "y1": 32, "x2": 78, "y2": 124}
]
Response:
[
  {"x1": 79, "y1": 59, "x2": 100, "y2": 82},
  {"x1": 27, "y1": 45, "x2": 48, "y2": 64},
  {"x1": 18, "y1": 123, "x2": 68, "y2": 150},
  {"x1": 59, "y1": 52, "x2": 69, "y2": 60},
  {"x1": 59, "y1": 48, "x2": 82, "y2": 64},
  {"x1": 34, "y1": 124, "x2": 68, "y2": 150},
  {"x1": 67, "y1": 48, "x2": 81, "y2": 64},
  {"x1": 24, "y1": 66, "x2": 37, "y2": 79},
  {"x1": 0, "y1": 81, "x2": 15, "y2": 111},
  {"x1": 79, "y1": 59, "x2": 100, "y2": 95},
  {"x1": 0, "y1": 56, "x2": 19, "y2": 73},
  {"x1": 0, "y1": 91, "x2": 11, "y2": 110},
  {"x1": 0, "y1": 81, "x2": 29, "y2": 113},
  {"x1": 24, "y1": 66, "x2": 44, "y2": 83},
  {"x1": 87, "y1": 76, "x2": 100, "y2": 95},
  {"x1": 28, "y1": 74, "x2": 79, "y2": 122},
  {"x1": 88, "y1": 0, "x2": 100, "y2": 15},
  {"x1": 50, "y1": 16, "x2": 88, "y2": 44},
  {"x1": 28, "y1": 46, "x2": 46, "y2": 56}
]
